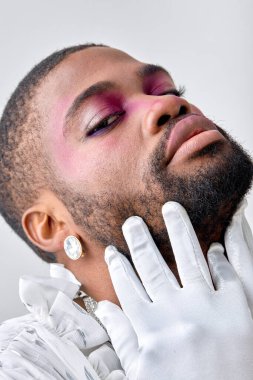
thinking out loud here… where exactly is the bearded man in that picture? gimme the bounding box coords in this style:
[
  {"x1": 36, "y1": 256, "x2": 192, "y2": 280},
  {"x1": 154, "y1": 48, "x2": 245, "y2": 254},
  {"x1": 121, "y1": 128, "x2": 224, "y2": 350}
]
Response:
[{"x1": 0, "y1": 43, "x2": 253, "y2": 380}]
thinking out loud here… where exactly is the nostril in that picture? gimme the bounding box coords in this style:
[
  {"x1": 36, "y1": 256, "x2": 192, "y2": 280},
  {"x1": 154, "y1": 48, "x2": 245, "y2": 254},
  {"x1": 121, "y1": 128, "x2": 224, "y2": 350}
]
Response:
[
  {"x1": 157, "y1": 114, "x2": 171, "y2": 127},
  {"x1": 178, "y1": 105, "x2": 188, "y2": 116}
]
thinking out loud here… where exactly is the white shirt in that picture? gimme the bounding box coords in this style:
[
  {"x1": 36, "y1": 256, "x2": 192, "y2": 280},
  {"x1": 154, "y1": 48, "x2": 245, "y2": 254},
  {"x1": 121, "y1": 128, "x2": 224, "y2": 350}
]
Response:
[{"x1": 0, "y1": 264, "x2": 123, "y2": 379}]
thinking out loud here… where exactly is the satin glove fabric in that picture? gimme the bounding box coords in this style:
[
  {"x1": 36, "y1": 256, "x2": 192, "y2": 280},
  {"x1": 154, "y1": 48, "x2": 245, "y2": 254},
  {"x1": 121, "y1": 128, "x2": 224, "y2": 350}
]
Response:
[
  {"x1": 95, "y1": 201, "x2": 253, "y2": 380},
  {"x1": 225, "y1": 199, "x2": 253, "y2": 316}
]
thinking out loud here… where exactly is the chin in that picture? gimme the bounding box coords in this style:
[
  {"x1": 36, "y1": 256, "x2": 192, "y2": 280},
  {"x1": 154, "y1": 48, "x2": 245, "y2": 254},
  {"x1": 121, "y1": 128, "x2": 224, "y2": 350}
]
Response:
[
  {"x1": 150, "y1": 131, "x2": 253, "y2": 248},
  {"x1": 192, "y1": 139, "x2": 227, "y2": 159}
]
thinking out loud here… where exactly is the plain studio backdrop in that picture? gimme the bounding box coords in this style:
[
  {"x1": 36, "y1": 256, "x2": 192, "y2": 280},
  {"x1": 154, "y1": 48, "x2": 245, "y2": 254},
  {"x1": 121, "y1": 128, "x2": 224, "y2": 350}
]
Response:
[{"x1": 0, "y1": 0, "x2": 252, "y2": 321}]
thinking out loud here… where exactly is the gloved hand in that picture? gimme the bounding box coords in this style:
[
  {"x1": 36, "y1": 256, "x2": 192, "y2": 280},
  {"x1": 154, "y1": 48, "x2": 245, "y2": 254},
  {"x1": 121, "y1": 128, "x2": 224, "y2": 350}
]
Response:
[
  {"x1": 225, "y1": 199, "x2": 253, "y2": 315},
  {"x1": 89, "y1": 343, "x2": 126, "y2": 380},
  {"x1": 95, "y1": 201, "x2": 253, "y2": 380}
]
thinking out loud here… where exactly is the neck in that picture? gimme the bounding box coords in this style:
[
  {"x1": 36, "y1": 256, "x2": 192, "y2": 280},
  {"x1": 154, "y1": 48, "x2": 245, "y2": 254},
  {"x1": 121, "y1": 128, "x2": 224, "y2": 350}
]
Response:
[{"x1": 65, "y1": 244, "x2": 120, "y2": 305}]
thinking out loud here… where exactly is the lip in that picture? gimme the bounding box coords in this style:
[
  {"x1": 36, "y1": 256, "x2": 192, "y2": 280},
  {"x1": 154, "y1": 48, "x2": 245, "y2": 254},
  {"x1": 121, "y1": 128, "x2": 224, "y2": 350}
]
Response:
[{"x1": 165, "y1": 114, "x2": 226, "y2": 164}]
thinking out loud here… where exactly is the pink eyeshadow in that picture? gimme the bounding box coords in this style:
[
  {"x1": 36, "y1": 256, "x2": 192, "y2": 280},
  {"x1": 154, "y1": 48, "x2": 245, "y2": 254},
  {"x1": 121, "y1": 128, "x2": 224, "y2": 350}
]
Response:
[{"x1": 143, "y1": 73, "x2": 174, "y2": 94}]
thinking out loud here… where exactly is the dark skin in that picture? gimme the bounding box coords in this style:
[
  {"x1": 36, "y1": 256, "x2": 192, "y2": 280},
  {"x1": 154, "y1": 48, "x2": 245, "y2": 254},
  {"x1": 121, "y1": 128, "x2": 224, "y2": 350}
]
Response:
[{"x1": 21, "y1": 47, "x2": 233, "y2": 303}]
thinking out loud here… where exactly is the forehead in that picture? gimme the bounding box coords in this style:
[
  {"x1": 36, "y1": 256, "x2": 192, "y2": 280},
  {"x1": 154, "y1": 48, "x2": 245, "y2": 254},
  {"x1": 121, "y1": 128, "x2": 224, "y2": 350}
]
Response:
[{"x1": 41, "y1": 47, "x2": 142, "y2": 102}]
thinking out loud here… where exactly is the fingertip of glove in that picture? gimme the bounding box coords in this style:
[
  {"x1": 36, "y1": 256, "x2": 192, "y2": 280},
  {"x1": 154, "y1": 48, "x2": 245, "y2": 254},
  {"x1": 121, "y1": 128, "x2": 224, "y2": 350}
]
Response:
[
  {"x1": 231, "y1": 198, "x2": 247, "y2": 222},
  {"x1": 105, "y1": 245, "x2": 118, "y2": 265},
  {"x1": 162, "y1": 202, "x2": 191, "y2": 229},
  {"x1": 208, "y1": 242, "x2": 224, "y2": 256},
  {"x1": 237, "y1": 198, "x2": 248, "y2": 214},
  {"x1": 162, "y1": 201, "x2": 185, "y2": 217},
  {"x1": 95, "y1": 301, "x2": 121, "y2": 323},
  {"x1": 95, "y1": 300, "x2": 112, "y2": 318},
  {"x1": 122, "y1": 215, "x2": 144, "y2": 231}
]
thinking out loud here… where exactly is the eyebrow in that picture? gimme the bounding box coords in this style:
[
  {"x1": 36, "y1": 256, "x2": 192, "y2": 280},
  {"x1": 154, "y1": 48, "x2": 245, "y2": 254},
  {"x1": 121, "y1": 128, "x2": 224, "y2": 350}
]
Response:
[{"x1": 64, "y1": 63, "x2": 172, "y2": 129}]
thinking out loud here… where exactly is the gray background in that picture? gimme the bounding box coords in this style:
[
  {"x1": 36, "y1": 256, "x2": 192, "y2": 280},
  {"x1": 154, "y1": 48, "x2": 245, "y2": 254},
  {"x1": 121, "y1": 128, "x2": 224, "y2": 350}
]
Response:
[{"x1": 0, "y1": 0, "x2": 252, "y2": 321}]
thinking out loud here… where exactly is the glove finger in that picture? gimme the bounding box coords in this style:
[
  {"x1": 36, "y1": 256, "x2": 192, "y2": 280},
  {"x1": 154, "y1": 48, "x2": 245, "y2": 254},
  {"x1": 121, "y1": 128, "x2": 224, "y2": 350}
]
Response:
[
  {"x1": 106, "y1": 370, "x2": 127, "y2": 380},
  {"x1": 225, "y1": 210, "x2": 253, "y2": 310},
  {"x1": 235, "y1": 198, "x2": 248, "y2": 214},
  {"x1": 162, "y1": 202, "x2": 214, "y2": 290},
  {"x1": 95, "y1": 301, "x2": 138, "y2": 373},
  {"x1": 242, "y1": 214, "x2": 253, "y2": 253},
  {"x1": 232, "y1": 198, "x2": 253, "y2": 252},
  {"x1": 207, "y1": 243, "x2": 240, "y2": 290},
  {"x1": 231, "y1": 198, "x2": 253, "y2": 253},
  {"x1": 105, "y1": 246, "x2": 150, "y2": 309},
  {"x1": 122, "y1": 216, "x2": 179, "y2": 300}
]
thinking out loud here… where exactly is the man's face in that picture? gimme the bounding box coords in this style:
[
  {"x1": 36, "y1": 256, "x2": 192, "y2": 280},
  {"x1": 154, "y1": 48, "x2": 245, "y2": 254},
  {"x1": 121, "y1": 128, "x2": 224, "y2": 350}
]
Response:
[{"x1": 40, "y1": 47, "x2": 253, "y2": 264}]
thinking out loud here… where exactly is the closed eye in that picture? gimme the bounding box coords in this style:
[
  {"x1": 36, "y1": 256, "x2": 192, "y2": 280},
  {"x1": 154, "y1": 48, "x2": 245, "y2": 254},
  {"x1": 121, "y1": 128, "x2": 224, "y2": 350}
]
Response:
[
  {"x1": 84, "y1": 86, "x2": 185, "y2": 139},
  {"x1": 86, "y1": 111, "x2": 125, "y2": 137},
  {"x1": 158, "y1": 85, "x2": 185, "y2": 97}
]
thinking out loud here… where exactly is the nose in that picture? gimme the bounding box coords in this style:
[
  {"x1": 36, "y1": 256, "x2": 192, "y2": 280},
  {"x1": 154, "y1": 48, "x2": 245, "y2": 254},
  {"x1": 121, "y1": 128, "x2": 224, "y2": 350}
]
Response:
[{"x1": 142, "y1": 95, "x2": 192, "y2": 136}]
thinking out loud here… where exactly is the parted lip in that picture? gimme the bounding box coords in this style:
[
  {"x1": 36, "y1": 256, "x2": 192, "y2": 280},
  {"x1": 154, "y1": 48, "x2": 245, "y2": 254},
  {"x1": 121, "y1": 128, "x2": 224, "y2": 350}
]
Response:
[{"x1": 165, "y1": 113, "x2": 220, "y2": 162}]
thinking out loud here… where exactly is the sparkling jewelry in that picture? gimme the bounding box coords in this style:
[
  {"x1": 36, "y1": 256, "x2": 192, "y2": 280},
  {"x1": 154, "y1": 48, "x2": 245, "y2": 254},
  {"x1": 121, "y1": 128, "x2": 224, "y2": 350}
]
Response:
[
  {"x1": 83, "y1": 295, "x2": 98, "y2": 315},
  {"x1": 74, "y1": 290, "x2": 104, "y2": 328},
  {"x1": 64, "y1": 235, "x2": 83, "y2": 260}
]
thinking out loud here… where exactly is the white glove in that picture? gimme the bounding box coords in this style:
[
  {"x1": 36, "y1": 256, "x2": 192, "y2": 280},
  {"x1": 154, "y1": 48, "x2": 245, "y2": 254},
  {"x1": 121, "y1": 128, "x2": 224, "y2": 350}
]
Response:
[
  {"x1": 225, "y1": 199, "x2": 253, "y2": 315},
  {"x1": 95, "y1": 201, "x2": 253, "y2": 380},
  {"x1": 89, "y1": 343, "x2": 126, "y2": 380}
]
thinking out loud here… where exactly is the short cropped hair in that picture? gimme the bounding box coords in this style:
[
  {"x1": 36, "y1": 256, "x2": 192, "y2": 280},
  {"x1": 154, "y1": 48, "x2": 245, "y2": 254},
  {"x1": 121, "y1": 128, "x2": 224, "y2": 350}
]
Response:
[{"x1": 0, "y1": 43, "x2": 106, "y2": 263}]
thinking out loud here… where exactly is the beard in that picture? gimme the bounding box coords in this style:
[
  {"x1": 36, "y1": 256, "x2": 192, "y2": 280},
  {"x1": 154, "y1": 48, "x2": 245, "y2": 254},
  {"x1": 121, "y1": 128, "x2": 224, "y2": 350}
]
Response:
[
  {"x1": 146, "y1": 129, "x2": 253, "y2": 262},
  {"x1": 53, "y1": 123, "x2": 253, "y2": 267}
]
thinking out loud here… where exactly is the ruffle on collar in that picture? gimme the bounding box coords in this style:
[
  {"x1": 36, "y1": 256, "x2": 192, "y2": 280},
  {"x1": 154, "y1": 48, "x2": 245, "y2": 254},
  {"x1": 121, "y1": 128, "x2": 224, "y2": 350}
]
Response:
[{"x1": 18, "y1": 264, "x2": 109, "y2": 350}]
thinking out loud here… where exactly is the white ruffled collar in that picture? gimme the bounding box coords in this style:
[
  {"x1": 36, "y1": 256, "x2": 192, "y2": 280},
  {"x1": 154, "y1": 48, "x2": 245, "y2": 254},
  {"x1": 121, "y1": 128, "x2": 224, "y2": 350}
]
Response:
[{"x1": 18, "y1": 264, "x2": 109, "y2": 350}]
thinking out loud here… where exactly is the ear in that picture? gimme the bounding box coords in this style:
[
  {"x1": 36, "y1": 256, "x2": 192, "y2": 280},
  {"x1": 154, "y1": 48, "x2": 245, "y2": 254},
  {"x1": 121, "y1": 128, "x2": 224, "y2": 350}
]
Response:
[{"x1": 22, "y1": 192, "x2": 72, "y2": 253}]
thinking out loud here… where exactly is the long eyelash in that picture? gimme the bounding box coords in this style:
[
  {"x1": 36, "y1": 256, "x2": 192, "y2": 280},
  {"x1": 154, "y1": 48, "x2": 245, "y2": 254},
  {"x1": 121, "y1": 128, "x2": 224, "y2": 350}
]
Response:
[
  {"x1": 178, "y1": 85, "x2": 186, "y2": 97},
  {"x1": 170, "y1": 85, "x2": 185, "y2": 97},
  {"x1": 159, "y1": 85, "x2": 186, "y2": 97},
  {"x1": 86, "y1": 111, "x2": 124, "y2": 138}
]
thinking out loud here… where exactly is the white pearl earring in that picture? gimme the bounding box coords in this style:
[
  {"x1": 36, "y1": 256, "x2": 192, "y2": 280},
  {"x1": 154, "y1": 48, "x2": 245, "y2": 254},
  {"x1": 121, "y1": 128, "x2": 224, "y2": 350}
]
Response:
[{"x1": 64, "y1": 235, "x2": 84, "y2": 260}]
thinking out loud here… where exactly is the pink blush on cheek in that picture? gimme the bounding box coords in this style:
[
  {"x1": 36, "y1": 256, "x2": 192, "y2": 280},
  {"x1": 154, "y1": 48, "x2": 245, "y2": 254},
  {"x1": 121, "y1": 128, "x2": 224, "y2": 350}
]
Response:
[{"x1": 47, "y1": 98, "x2": 88, "y2": 180}]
